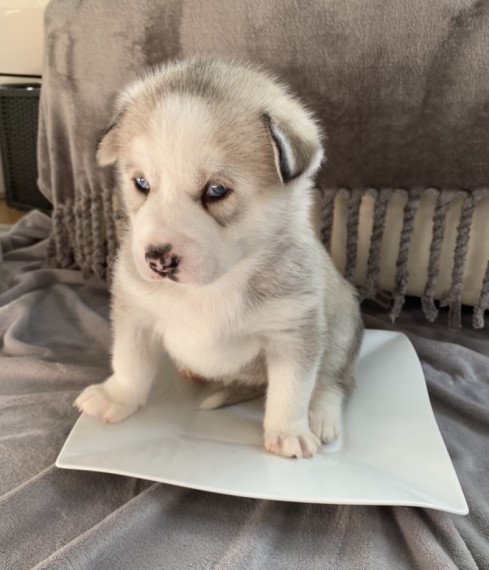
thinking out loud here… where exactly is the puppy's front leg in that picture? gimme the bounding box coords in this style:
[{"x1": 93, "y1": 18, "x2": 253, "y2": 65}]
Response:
[
  {"x1": 264, "y1": 349, "x2": 321, "y2": 458},
  {"x1": 75, "y1": 315, "x2": 159, "y2": 423}
]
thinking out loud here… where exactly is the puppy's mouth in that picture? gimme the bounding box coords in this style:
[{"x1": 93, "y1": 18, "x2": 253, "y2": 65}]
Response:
[{"x1": 147, "y1": 264, "x2": 180, "y2": 282}]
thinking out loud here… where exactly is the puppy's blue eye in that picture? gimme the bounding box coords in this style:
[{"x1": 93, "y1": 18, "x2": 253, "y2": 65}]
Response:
[
  {"x1": 204, "y1": 184, "x2": 230, "y2": 201},
  {"x1": 134, "y1": 177, "x2": 150, "y2": 194}
]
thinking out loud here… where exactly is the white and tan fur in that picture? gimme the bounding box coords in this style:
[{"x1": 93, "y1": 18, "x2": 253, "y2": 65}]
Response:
[{"x1": 75, "y1": 58, "x2": 363, "y2": 458}]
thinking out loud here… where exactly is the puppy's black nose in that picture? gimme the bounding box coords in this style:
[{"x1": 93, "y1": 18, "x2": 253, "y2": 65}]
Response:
[{"x1": 145, "y1": 244, "x2": 180, "y2": 278}]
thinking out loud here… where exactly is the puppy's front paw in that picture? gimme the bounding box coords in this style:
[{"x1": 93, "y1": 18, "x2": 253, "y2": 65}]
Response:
[
  {"x1": 264, "y1": 430, "x2": 321, "y2": 459},
  {"x1": 309, "y1": 390, "x2": 343, "y2": 443},
  {"x1": 309, "y1": 408, "x2": 341, "y2": 443},
  {"x1": 74, "y1": 382, "x2": 137, "y2": 424}
]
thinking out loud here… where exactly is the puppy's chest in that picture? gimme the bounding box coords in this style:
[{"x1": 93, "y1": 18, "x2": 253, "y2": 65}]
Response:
[{"x1": 154, "y1": 304, "x2": 261, "y2": 378}]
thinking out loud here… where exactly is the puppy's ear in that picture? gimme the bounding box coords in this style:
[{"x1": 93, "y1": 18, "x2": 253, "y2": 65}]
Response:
[
  {"x1": 262, "y1": 113, "x2": 323, "y2": 184},
  {"x1": 96, "y1": 119, "x2": 121, "y2": 166}
]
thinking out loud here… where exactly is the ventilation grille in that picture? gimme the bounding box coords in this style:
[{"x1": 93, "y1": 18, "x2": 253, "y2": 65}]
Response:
[{"x1": 0, "y1": 84, "x2": 51, "y2": 212}]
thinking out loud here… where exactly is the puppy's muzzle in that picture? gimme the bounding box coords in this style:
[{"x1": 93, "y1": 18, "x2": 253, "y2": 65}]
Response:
[{"x1": 145, "y1": 244, "x2": 180, "y2": 280}]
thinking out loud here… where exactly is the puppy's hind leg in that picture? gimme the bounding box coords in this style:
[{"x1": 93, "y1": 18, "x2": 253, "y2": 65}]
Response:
[{"x1": 75, "y1": 312, "x2": 160, "y2": 423}]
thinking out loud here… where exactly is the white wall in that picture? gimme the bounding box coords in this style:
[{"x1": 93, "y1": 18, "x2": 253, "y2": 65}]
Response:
[{"x1": 0, "y1": 0, "x2": 49, "y2": 198}]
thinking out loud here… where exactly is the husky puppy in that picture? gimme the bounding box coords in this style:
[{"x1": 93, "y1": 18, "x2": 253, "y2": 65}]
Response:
[{"x1": 75, "y1": 58, "x2": 363, "y2": 458}]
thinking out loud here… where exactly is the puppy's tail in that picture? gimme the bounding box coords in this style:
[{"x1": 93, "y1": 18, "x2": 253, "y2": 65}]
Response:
[{"x1": 199, "y1": 385, "x2": 266, "y2": 410}]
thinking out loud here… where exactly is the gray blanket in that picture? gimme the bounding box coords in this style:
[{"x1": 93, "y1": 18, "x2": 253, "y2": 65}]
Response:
[{"x1": 1, "y1": 212, "x2": 488, "y2": 569}]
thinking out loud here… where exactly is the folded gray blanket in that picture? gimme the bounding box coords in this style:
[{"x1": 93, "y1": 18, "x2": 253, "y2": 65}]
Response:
[{"x1": 0, "y1": 213, "x2": 487, "y2": 569}]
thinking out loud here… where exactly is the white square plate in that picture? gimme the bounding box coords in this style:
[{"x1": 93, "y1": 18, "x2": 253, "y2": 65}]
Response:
[{"x1": 57, "y1": 330, "x2": 468, "y2": 514}]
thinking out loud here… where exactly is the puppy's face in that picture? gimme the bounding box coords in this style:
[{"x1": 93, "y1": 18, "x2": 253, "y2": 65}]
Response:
[
  {"x1": 109, "y1": 96, "x2": 281, "y2": 285},
  {"x1": 98, "y1": 61, "x2": 323, "y2": 286}
]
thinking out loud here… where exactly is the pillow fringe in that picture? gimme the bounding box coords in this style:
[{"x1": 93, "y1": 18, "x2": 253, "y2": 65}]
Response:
[
  {"x1": 319, "y1": 188, "x2": 336, "y2": 252},
  {"x1": 474, "y1": 258, "x2": 489, "y2": 329},
  {"x1": 440, "y1": 192, "x2": 481, "y2": 330},
  {"x1": 359, "y1": 188, "x2": 390, "y2": 302},
  {"x1": 344, "y1": 188, "x2": 364, "y2": 282},
  {"x1": 318, "y1": 186, "x2": 489, "y2": 328},
  {"x1": 421, "y1": 189, "x2": 457, "y2": 322},
  {"x1": 389, "y1": 188, "x2": 424, "y2": 322}
]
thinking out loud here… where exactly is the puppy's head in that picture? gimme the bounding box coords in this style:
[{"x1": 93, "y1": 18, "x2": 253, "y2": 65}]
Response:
[{"x1": 98, "y1": 58, "x2": 323, "y2": 285}]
